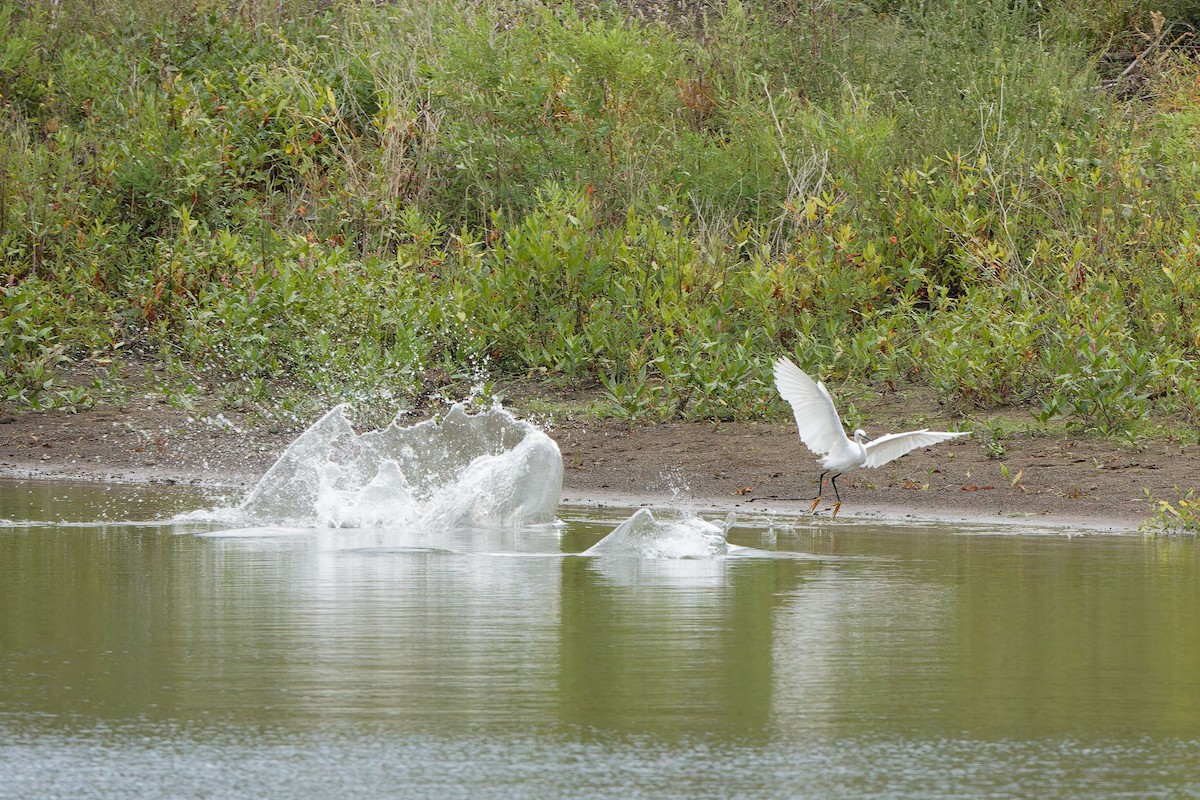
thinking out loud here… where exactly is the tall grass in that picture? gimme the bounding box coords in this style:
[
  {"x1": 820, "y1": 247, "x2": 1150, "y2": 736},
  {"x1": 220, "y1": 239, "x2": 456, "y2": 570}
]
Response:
[{"x1": 2, "y1": 0, "x2": 1199, "y2": 433}]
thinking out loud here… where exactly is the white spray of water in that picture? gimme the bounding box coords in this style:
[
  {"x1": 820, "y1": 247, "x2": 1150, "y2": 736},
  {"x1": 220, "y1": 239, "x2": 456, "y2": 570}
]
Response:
[
  {"x1": 196, "y1": 402, "x2": 563, "y2": 530},
  {"x1": 177, "y1": 401, "x2": 792, "y2": 560},
  {"x1": 585, "y1": 508, "x2": 743, "y2": 559}
]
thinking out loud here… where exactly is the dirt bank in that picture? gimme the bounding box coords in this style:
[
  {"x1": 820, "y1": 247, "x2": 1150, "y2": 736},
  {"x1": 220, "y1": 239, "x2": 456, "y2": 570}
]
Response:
[{"x1": 1, "y1": 394, "x2": 1196, "y2": 531}]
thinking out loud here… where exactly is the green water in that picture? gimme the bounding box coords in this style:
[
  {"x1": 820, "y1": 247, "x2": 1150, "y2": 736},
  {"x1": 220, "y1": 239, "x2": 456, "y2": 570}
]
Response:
[{"x1": 1, "y1": 481, "x2": 1198, "y2": 799}]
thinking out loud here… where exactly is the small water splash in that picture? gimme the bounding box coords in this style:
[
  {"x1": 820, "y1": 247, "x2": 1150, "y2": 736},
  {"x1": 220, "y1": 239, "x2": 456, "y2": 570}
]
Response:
[
  {"x1": 661, "y1": 470, "x2": 691, "y2": 501},
  {"x1": 585, "y1": 509, "x2": 741, "y2": 559},
  {"x1": 191, "y1": 402, "x2": 563, "y2": 530},
  {"x1": 203, "y1": 413, "x2": 245, "y2": 435}
]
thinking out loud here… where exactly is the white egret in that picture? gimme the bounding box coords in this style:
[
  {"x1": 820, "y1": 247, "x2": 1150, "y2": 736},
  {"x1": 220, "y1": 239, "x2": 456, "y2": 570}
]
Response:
[{"x1": 773, "y1": 356, "x2": 970, "y2": 517}]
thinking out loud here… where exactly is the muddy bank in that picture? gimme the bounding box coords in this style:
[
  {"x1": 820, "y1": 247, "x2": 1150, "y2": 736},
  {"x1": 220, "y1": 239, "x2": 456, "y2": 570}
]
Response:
[{"x1": 1, "y1": 399, "x2": 1195, "y2": 531}]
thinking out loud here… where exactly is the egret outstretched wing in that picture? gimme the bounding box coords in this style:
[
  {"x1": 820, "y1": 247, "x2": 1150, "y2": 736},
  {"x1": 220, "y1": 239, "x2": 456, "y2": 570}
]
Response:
[
  {"x1": 773, "y1": 357, "x2": 845, "y2": 457},
  {"x1": 862, "y1": 430, "x2": 970, "y2": 468}
]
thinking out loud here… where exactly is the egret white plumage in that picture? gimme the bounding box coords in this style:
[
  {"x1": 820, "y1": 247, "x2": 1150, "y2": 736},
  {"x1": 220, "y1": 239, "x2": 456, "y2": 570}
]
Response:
[{"x1": 773, "y1": 356, "x2": 970, "y2": 517}]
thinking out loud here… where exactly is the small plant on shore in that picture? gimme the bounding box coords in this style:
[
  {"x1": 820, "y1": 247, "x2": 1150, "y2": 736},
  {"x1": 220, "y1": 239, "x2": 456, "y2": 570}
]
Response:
[
  {"x1": 601, "y1": 361, "x2": 666, "y2": 423},
  {"x1": 999, "y1": 463, "x2": 1024, "y2": 491},
  {"x1": 1141, "y1": 488, "x2": 1200, "y2": 535}
]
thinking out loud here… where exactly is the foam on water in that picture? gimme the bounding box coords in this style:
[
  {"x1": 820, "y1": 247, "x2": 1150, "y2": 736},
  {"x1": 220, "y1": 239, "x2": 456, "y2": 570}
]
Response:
[{"x1": 198, "y1": 402, "x2": 563, "y2": 530}]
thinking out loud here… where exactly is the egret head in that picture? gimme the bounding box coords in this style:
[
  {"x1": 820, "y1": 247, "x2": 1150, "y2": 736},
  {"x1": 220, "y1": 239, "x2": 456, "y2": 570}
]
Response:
[{"x1": 853, "y1": 428, "x2": 870, "y2": 443}]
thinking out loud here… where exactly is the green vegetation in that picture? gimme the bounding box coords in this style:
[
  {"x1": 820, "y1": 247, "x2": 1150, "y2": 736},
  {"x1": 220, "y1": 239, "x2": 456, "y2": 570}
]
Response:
[
  {"x1": 2, "y1": 0, "x2": 1200, "y2": 438},
  {"x1": 1142, "y1": 487, "x2": 1200, "y2": 534}
]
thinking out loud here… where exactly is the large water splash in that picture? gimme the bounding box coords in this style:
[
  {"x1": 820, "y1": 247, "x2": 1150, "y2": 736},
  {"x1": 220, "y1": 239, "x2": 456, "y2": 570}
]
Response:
[
  {"x1": 183, "y1": 402, "x2": 789, "y2": 562},
  {"x1": 220, "y1": 403, "x2": 562, "y2": 529}
]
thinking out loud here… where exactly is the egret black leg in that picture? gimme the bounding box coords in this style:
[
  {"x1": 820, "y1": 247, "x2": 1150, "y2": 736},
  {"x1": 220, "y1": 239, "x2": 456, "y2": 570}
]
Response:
[
  {"x1": 830, "y1": 472, "x2": 844, "y2": 518},
  {"x1": 807, "y1": 470, "x2": 829, "y2": 513}
]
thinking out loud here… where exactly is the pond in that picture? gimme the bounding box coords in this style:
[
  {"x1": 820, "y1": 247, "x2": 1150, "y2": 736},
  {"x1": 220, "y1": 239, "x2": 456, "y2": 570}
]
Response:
[{"x1": 1, "y1": 479, "x2": 1198, "y2": 799}]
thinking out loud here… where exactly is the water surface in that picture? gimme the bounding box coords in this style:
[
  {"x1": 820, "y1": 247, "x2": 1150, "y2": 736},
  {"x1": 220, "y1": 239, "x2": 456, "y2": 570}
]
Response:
[{"x1": 1, "y1": 482, "x2": 1198, "y2": 799}]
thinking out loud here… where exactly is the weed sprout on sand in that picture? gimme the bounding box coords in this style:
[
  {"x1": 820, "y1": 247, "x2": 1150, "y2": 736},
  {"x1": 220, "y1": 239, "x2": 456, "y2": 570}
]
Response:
[{"x1": 1142, "y1": 488, "x2": 1200, "y2": 536}]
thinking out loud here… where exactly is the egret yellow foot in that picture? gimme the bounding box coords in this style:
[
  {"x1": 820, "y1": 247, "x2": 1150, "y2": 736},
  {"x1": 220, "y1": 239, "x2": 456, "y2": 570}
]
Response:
[
  {"x1": 808, "y1": 497, "x2": 821, "y2": 514},
  {"x1": 831, "y1": 502, "x2": 842, "y2": 519}
]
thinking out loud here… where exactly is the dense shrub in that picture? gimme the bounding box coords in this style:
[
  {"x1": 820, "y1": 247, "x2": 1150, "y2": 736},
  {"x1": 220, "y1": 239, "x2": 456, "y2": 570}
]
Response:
[{"x1": 2, "y1": 0, "x2": 1199, "y2": 435}]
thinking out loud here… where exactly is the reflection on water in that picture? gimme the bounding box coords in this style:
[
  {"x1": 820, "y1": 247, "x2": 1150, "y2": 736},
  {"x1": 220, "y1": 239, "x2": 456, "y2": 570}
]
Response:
[
  {"x1": 0, "y1": 479, "x2": 219, "y2": 524},
  {"x1": 557, "y1": 554, "x2": 798, "y2": 735},
  {"x1": 1, "y1": 483, "x2": 1198, "y2": 799}
]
